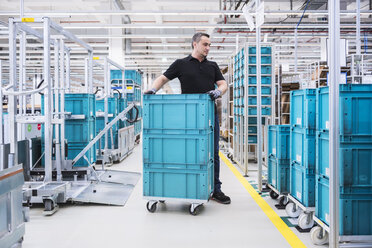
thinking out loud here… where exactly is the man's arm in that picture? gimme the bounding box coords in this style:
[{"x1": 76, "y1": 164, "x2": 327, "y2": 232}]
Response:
[
  {"x1": 145, "y1": 75, "x2": 170, "y2": 94},
  {"x1": 216, "y1": 80, "x2": 228, "y2": 95}
]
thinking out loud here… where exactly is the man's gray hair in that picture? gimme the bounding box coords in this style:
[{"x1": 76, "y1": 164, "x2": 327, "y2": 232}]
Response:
[{"x1": 191, "y1": 32, "x2": 210, "y2": 49}]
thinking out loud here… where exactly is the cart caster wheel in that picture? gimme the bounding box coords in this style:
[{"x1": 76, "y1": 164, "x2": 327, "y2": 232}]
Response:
[
  {"x1": 189, "y1": 204, "x2": 202, "y2": 216},
  {"x1": 285, "y1": 202, "x2": 301, "y2": 218},
  {"x1": 310, "y1": 226, "x2": 328, "y2": 245},
  {"x1": 159, "y1": 200, "x2": 165, "y2": 203},
  {"x1": 146, "y1": 201, "x2": 157, "y2": 213},
  {"x1": 298, "y1": 212, "x2": 314, "y2": 229},
  {"x1": 269, "y1": 190, "x2": 279, "y2": 199},
  {"x1": 278, "y1": 196, "x2": 288, "y2": 206},
  {"x1": 44, "y1": 199, "x2": 54, "y2": 212}
]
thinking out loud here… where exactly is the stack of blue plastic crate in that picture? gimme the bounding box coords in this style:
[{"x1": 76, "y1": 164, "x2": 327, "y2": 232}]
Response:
[
  {"x1": 142, "y1": 94, "x2": 214, "y2": 201},
  {"x1": 246, "y1": 46, "x2": 272, "y2": 144},
  {"x1": 95, "y1": 97, "x2": 119, "y2": 149},
  {"x1": 315, "y1": 84, "x2": 372, "y2": 235},
  {"x1": 268, "y1": 125, "x2": 291, "y2": 195},
  {"x1": 289, "y1": 89, "x2": 317, "y2": 207},
  {"x1": 41, "y1": 94, "x2": 96, "y2": 167},
  {"x1": 232, "y1": 46, "x2": 273, "y2": 145},
  {"x1": 233, "y1": 48, "x2": 243, "y2": 147}
]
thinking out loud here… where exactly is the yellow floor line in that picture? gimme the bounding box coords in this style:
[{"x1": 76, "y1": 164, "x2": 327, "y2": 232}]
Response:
[{"x1": 219, "y1": 152, "x2": 307, "y2": 248}]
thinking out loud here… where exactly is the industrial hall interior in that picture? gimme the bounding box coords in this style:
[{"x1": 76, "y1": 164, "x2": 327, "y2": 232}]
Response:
[{"x1": 1, "y1": 0, "x2": 372, "y2": 247}]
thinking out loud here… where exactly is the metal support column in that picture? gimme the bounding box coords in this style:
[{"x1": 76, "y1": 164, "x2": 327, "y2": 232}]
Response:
[
  {"x1": 54, "y1": 39, "x2": 62, "y2": 181},
  {"x1": 43, "y1": 17, "x2": 53, "y2": 182},
  {"x1": 88, "y1": 51, "x2": 93, "y2": 94},
  {"x1": 8, "y1": 18, "x2": 18, "y2": 167},
  {"x1": 103, "y1": 57, "x2": 109, "y2": 150},
  {"x1": 19, "y1": 31, "x2": 26, "y2": 140},
  {"x1": 66, "y1": 51, "x2": 70, "y2": 92},
  {"x1": 256, "y1": 0, "x2": 263, "y2": 192},
  {"x1": 243, "y1": 43, "x2": 249, "y2": 176},
  {"x1": 84, "y1": 58, "x2": 89, "y2": 93},
  {"x1": 328, "y1": 0, "x2": 341, "y2": 247},
  {"x1": 0, "y1": 60, "x2": 3, "y2": 171},
  {"x1": 59, "y1": 39, "x2": 66, "y2": 171},
  {"x1": 356, "y1": 0, "x2": 361, "y2": 55}
]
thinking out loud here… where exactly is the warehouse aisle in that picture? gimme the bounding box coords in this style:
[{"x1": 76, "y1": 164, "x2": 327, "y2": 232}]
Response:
[{"x1": 24, "y1": 143, "x2": 315, "y2": 248}]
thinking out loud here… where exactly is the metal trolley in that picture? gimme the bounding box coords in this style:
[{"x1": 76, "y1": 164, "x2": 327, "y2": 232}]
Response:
[{"x1": 142, "y1": 94, "x2": 215, "y2": 215}]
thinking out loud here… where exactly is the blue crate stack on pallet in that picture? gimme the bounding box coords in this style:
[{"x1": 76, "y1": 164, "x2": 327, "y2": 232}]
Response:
[
  {"x1": 268, "y1": 125, "x2": 291, "y2": 197},
  {"x1": 142, "y1": 94, "x2": 214, "y2": 210},
  {"x1": 315, "y1": 84, "x2": 372, "y2": 236},
  {"x1": 95, "y1": 97, "x2": 119, "y2": 149},
  {"x1": 289, "y1": 89, "x2": 317, "y2": 207},
  {"x1": 41, "y1": 94, "x2": 96, "y2": 167},
  {"x1": 232, "y1": 46, "x2": 273, "y2": 147}
]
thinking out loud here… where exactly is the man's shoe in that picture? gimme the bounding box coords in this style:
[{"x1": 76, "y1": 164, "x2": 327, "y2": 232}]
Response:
[{"x1": 212, "y1": 191, "x2": 231, "y2": 204}]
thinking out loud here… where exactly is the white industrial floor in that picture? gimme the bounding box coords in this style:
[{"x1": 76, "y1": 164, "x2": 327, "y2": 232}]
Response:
[{"x1": 23, "y1": 142, "x2": 326, "y2": 248}]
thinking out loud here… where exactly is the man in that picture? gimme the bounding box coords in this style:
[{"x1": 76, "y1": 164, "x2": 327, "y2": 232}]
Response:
[{"x1": 144, "y1": 32, "x2": 230, "y2": 204}]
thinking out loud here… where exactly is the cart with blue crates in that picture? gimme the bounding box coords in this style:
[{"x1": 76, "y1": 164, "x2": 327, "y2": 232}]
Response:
[
  {"x1": 143, "y1": 94, "x2": 214, "y2": 215},
  {"x1": 41, "y1": 93, "x2": 97, "y2": 167},
  {"x1": 286, "y1": 89, "x2": 317, "y2": 230},
  {"x1": 267, "y1": 125, "x2": 291, "y2": 207},
  {"x1": 310, "y1": 84, "x2": 372, "y2": 246}
]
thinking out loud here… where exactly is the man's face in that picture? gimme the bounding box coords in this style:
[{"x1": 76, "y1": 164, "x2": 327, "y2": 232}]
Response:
[{"x1": 193, "y1": 36, "x2": 211, "y2": 58}]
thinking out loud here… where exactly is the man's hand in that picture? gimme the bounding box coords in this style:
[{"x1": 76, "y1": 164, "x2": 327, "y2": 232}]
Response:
[
  {"x1": 207, "y1": 89, "x2": 221, "y2": 100},
  {"x1": 144, "y1": 88, "x2": 156, "y2": 95}
]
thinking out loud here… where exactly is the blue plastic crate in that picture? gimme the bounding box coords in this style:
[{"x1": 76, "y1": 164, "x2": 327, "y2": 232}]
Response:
[
  {"x1": 316, "y1": 131, "x2": 372, "y2": 188},
  {"x1": 262, "y1": 87, "x2": 271, "y2": 95},
  {"x1": 248, "y1": 135, "x2": 257, "y2": 143},
  {"x1": 96, "y1": 97, "x2": 118, "y2": 115},
  {"x1": 248, "y1": 96, "x2": 271, "y2": 105},
  {"x1": 315, "y1": 175, "x2": 372, "y2": 235},
  {"x1": 248, "y1": 107, "x2": 271, "y2": 116},
  {"x1": 248, "y1": 46, "x2": 272, "y2": 55},
  {"x1": 248, "y1": 86, "x2": 271, "y2": 95},
  {"x1": 143, "y1": 130, "x2": 213, "y2": 166},
  {"x1": 65, "y1": 119, "x2": 96, "y2": 143},
  {"x1": 290, "y1": 89, "x2": 316, "y2": 129},
  {"x1": 290, "y1": 164, "x2": 315, "y2": 207},
  {"x1": 248, "y1": 65, "x2": 272, "y2": 75},
  {"x1": 143, "y1": 161, "x2": 214, "y2": 200},
  {"x1": 42, "y1": 93, "x2": 96, "y2": 118},
  {"x1": 248, "y1": 76, "x2": 271, "y2": 85},
  {"x1": 143, "y1": 94, "x2": 214, "y2": 131},
  {"x1": 268, "y1": 156, "x2": 290, "y2": 194},
  {"x1": 248, "y1": 56, "x2": 272, "y2": 64},
  {"x1": 268, "y1": 125, "x2": 290, "y2": 160},
  {"x1": 125, "y1": 70, "x2": 140, "y2": 85},
  {"x1": 248, "y1": 117, "x2": 265, "y2": 124},
  {"x1": 317, "y1": 85, "x2": 372, "y2": 141},
  {"x1": 290, "y1": 127, "x2": 316, "y2": 172},
  {"x1": 110, "y1": 70, "x2": 124, "y2": 80},
  {"x1": 240, "y1": 78, "x2": 244, "y2": 87},
  {"x1": 248, "y1": 126, "x2": 257, "y2": 134}
]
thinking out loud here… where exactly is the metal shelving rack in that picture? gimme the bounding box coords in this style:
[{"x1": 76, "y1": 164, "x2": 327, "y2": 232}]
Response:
[
  {"x1": 232, "y1": 43, "x2": 275, "y2": 175},
  {"x1": 346, "y1": 54, "x2": 372, "y2": 84}
]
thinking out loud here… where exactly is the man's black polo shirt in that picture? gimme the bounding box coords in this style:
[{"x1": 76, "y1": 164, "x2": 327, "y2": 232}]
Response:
[{"x1": 163, "y1": 55, "x2": 225, "y2": 94}]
